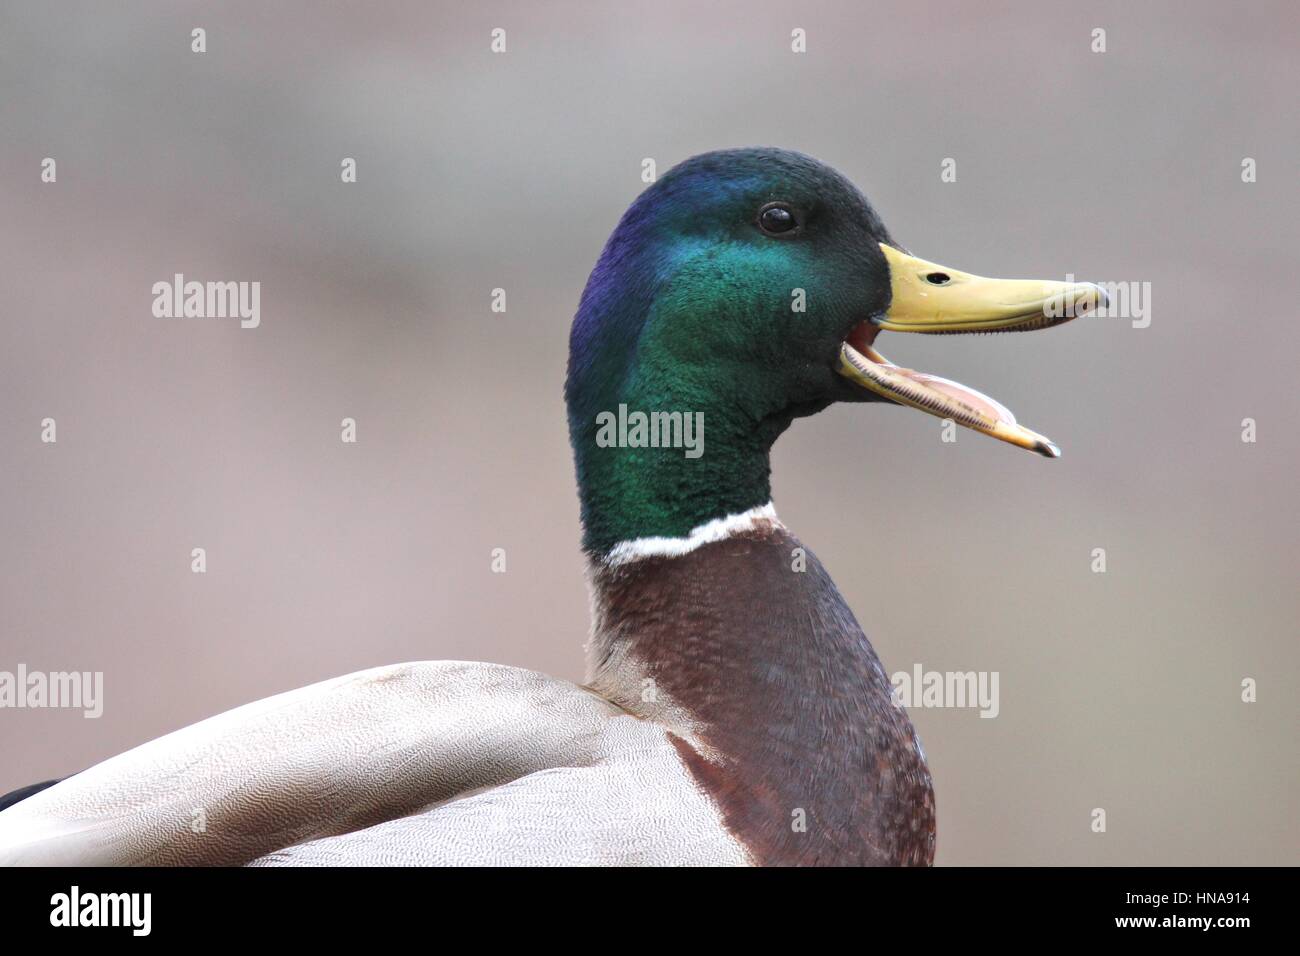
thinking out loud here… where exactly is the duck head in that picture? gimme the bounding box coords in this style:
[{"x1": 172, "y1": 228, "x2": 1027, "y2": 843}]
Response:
[{"x1": 567, "y1": 148, "x2": 1104, "y2": 557}]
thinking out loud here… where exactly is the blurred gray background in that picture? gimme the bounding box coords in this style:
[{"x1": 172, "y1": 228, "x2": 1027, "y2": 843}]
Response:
[{"x1": 1, "y1": 1, "x2": 1296, "y2": 864}]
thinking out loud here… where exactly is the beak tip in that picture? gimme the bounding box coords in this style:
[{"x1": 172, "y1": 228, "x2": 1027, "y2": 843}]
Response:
[
  {"x1": 1083, "y1": 282, "x2": 1109, "y2": 311},
  {"x1": 1036, "y1": 439, "x2": 1061, "y2": 459}
]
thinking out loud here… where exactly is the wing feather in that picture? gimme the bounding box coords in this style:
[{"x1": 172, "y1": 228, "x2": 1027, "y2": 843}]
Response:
[{"x1": 0, "y1": 661, "x2": 641, "y2": 865}]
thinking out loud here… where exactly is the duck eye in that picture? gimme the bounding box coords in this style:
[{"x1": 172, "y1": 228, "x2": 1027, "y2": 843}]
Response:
[
  {"x1": 757, "y1": 202, "x2": 798, "y2": 237},
  {"x1": 925, "y1": 272, "x2": 952, "y2": 285}
]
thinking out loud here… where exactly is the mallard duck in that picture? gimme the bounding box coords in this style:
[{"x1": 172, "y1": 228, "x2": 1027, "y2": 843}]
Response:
[{"x1": 0, "y1": 148, "x2": 1102, "y2": 866}]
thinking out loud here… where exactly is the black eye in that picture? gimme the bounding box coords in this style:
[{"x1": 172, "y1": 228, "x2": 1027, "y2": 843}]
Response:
[
  {"x1": 757, "y1": 202, "x2": 799, "y2": 237},
  {"x1": 925, "y1": 272, "x2": 951, "y2": 285}
]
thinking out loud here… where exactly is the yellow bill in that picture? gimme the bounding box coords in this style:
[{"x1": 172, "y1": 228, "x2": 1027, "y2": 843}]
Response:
[{"x1": 838, "y1": 244, "x2": 1107, "y2": 457}]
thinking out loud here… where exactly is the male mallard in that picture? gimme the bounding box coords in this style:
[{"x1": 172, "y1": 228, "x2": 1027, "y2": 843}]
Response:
[{"x1": 0, "y1": 148, "x2": 1102, "y2": 866}]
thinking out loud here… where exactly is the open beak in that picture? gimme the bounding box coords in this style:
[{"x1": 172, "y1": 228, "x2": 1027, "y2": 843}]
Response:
[{"x1": 837, "y1": 243, "x2": 1107, "y2": 457}]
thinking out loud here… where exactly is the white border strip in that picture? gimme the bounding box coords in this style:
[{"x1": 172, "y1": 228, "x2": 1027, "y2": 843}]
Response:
[{"x1": 603, "y1": 502, "x2": 781, "y2": 567}]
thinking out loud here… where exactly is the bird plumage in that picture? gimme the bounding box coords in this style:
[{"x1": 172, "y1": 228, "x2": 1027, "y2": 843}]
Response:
[{"x1": 0, "y1": 147, "x2": 1095, "y2": 865}]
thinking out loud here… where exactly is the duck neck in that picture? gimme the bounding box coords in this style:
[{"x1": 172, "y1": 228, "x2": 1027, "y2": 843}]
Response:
[
  {"x1": 569, "y1": 388, "x2": 787, "y2": 560},
  {"x1": 565, "y1": 241, "x2": 810, "y2": 558}
]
